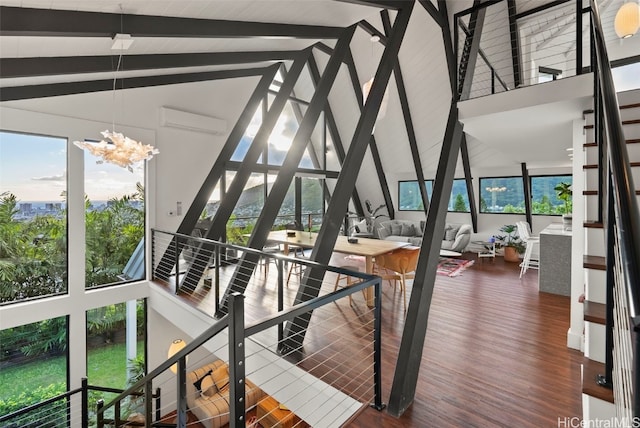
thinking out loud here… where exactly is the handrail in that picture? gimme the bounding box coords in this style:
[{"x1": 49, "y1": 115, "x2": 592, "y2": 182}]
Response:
[
  {"x1": 590, "y1": 0, "x2": 640, "y2": 324},
  {"x1": 0, "y1": 385, "x2": 83, "y2": 423},
  {"x1": 104, "y1": 230, "x2": 380, "y2": 421}
]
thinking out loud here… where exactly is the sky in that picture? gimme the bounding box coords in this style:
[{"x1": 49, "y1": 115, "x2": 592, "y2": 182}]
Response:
[{"x1": 0, "y1": 131, "x2": 142, "y2": 203}]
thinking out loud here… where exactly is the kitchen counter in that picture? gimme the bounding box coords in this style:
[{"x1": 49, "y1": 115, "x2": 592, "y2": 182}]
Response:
[{"x1": 538, "y1": 223, "x2": 572, "y2": 296}]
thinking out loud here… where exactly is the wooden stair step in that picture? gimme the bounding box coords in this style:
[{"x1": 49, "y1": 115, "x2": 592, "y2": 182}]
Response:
[
  {"x1": 584, "y1": 190, "x2": 640, "y2": 195},
  {"x1": 582, "y1": 359, "x2": 614, "y2": 403},
  {"x1": 584, "y1": 119, "x2": 640, "y2": 129},
  {"x1": 584, "y1": 255, "x2": 605, "y2": 270},
  {"x1": 584, "y1": 162, "x2": 640, "y2": 169},
  {"x1": 583, "y1": 221, "x2": 603, "y2": 229},
  {"x1": 584, "y1": 300, "x2": 606, "y2": 324},
  {"x1": 584, "y1": 138, "x2": 640, "y2": 147},
  {"x1": 584, "y1": 103, "x2": 640, "y2": 115}
]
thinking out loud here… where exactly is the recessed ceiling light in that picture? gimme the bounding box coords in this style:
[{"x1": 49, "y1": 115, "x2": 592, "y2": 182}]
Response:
[{"x1": 566, "y1": 148, "x2": 573, "y2": 151}]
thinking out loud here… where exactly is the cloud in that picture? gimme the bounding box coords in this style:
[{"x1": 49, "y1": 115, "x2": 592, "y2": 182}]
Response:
[{"x1": 32, "y1": 170, "x2": 66, "y2": 182}]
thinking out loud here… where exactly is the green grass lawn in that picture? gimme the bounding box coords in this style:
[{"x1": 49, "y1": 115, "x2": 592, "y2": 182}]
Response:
[{"x1": 0, "y1": 341, "x2": 144, "y2": 402}]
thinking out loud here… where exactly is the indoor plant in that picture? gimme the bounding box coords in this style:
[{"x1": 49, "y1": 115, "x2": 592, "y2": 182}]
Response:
[
  {"x1": 495, "y1": 224, "x2": 526, "y2": 263},
  {"x1": 554, "y1": 182, "x2": 573, "y2": 231}
]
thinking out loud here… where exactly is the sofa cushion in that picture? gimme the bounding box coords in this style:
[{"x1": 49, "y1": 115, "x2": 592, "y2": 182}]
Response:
[
  {"x1": 416, "y1": 221, "x2": 426, "y2": 237},
  {"x1": 193, "y1": 369, "x2": 213, "y2": 394},
  {"x1": 200, "y1": 375, "x2": 216, "y2": 397},
  {"x1": 390, "y1": 224, "x2": 402, "y2": 236},
  {"x1": 386, "y1": 235, "x2": 410, "y2": 243},
  {"x1": 444, "y1": 226, "x2": 459, "y2": 241},
  {"x1": 401, "y1": 223, "x2": 415, "y2": 237}
]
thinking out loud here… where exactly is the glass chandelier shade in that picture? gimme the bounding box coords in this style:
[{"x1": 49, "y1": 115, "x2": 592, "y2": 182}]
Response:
[{"x1": 74, "y1": 131, "x2": 159, "y2": 173}]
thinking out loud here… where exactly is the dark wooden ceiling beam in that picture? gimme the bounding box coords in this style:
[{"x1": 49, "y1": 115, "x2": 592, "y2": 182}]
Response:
[
  {"x1": 1, "y1": 51, "x2": 300, "y2": 78},
  {"x1": 0, "y1": 67, "x2": 271, "y2": 101},
  {"x1": 0, "y1": 6, "x2": 342, "y2": 39}
]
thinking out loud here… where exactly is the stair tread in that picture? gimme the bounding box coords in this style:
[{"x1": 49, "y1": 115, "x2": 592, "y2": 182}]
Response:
[
  {"x1": 584, "y1": 300, "x2": 606, "y2": 324},
  {"x1": 584, "y1": 255, "x2": 605, "y2": 270},
  {"x1": 584, "y1": 103, "x2": 640, "y2": 115},
  {"x1": 583, "y1": 221, "x2": 603, "y2": 229},
  {"x1": 584, "y1": 119, "x2": 640, "y2": 129},
  {"x1": 582, "y1": 359, "x2": 614, "y2": 403},
  {"x1": 584, "y1": 190, "x2": 640, "y2": 195},
  {"x1": 584, "y1": 138, "x2": 640, "y2": 147},
  {"x1": 584, "y1": 162, "x2": 640, "y2": 169}
]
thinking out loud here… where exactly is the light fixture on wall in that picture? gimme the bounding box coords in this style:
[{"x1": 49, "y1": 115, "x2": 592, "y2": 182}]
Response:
[
  {"x1": 614, "y1": 1, "x2": 640, "y2": 39},
  {"x1": 73, "y1": 12, "x2": 158, "y2": 172},
  {"x1": 362, "y1": 35, "x2": 389, "y2": 127},
  {"x1": 168, "y1": 339, "x2": 187, "y2": 374}
]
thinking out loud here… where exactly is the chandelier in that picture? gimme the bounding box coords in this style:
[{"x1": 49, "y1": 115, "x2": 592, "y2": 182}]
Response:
[
  {"x1": 73, "y1": 12, "x2": 158, "y2": 172},
  {"x1": 74, "y1": 131, "x2": 159, "y2": 173}
]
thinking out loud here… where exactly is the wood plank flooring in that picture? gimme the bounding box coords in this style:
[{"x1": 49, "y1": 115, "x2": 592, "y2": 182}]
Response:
[{"x1": 156, "y1": 252, "x2": 582, "y2": 427}]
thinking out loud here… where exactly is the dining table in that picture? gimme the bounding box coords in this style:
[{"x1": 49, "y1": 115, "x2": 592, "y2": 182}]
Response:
[{"x1": 266, "y1": 230, "x2": 411, "y2": 306}]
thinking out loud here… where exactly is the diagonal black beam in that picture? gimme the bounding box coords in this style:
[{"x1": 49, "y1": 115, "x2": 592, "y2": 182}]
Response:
[
  {"x1": 335, "y1": 0, "x2": 402, "y2": 9},
  {"x1": 461, "y1": 135, "x2": 478, "y2": 232},
  {"x1": 180, "y1": 51, "x2": 312, "y2": 291},
  {"x1": 218, "y1": 25, "x2": 358, "y2": 314},
  {"x1": 153, "y1": 64, "x2": 280, "y2": 280},
  {"x1": 521, "y1": 162, "x2": 533, "y2": 227},
  {"x1": 388, "y1": 101, "x2": 464, "y2": 416},
  {"x1": 344, "y1": 51, "x2": 396, "y2": 219},
  {"x1": 308, "y1": 54, "x2": 365, "y2": 218},
  {"x1": 437, "y1": 0, "x2": 457, "y2": 93},
  {"x1": 0, "y1": 6, "x2": 342, "y2": 39},
  {"x1": 515, "y1": 0, "x2": 571, "y2": 20},
  {"x1": 0, "y1": 67, "x2": 271, "y2": 101},
  {"x1": 458, "y1": 5, "x2": 486, "y2": 100},
  {"x1": 282, "y1": 1, "x2": 414, "y2": 350},
  {"x1": 507, "y1": 0, "x2": 522, "y2": 88},
  {"x1": 357, "y1": 20, "x2": 387, "y2": 43},
  {"x1": 418, "y1": 0, "x2": 445, "y2": 27},
  {"x1": 381, "y1": 10, "x2": 429, "y2": 213},
  {"x1": 0, "y1": 51, "x2": 300, "y2": 78}
]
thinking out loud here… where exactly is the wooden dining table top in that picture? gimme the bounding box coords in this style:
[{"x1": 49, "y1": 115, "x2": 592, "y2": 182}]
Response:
[{"x1": 267, "y1": 230, "x2": 411, "y2": 257}]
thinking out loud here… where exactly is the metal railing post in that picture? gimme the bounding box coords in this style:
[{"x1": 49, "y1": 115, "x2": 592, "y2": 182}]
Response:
[
  {"x1": 229, "y1": 292, "x2": 246, "y2": 427},
  {"x1": 215, "y1": 244, "x2": 221, "y2": 314},
  {"x1": 155, "y1": 387, "x2": 161, "y2": 421},
  {"x1": 145, "y1": 381, "x2": 153, "y2": 427},
  {"x1": 81, "y1": 378, "x2": 88, "y2": 428},
  {"x1": 278, "y1": 258, "x2": 285, "y2": 349},
  {"x1": 371, "y1": 279, "x2": 385, "y2": 411},
  {"x1": 598, "y1": 175, "x2": 615, "y2": 388},
  {"x1": 174, "y1": 236, "x2": 181, "y2": 293},
  {"x1": 96, "y1": 399, "x2": 104, "y2": 428},
  {"x1": 177, "y1": 357, "x2": 188, "y2": 428}
]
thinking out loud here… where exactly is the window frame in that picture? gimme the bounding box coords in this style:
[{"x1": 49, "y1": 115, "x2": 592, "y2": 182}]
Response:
[
  {"x1": 529, "y1": 173, "x2": 573, "y2": 216},
  {"x1": 479, "y1": 175, "x2": 526, "y2": 215}
]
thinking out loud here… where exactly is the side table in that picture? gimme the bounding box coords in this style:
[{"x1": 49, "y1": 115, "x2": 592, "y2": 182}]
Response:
[{"x1": 473, "y1": 240, "x2": 496, "y2": 262}]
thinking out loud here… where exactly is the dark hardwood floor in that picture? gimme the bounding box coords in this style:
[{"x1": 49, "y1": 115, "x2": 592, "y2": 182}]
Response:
[{"x1": 157, "y1": 252, "x2": 582, "y2": 427}]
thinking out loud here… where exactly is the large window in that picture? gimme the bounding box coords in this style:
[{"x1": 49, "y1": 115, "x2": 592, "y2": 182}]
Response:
[
  {"x1": 0, "y1": 131, "x2": 68, "y2": 304},
  {"x1": 84, "y1": 145, "x2": 145, "y2": 289},
  {"x1": 398, "y1": 179, "x2": 470, "y2": 212},
  {"x1": 0, "y1": 316, "x2": 69, "y2": 426},
  {"x1": 531, "y1": 175, "x2": 572, "y2": 215},
  {"x1": 479, "y1": 177, "x2": 525, "y2": 213}
]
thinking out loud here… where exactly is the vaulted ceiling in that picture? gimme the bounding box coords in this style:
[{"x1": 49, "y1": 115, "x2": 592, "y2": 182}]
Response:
[{"x1": 0, "y1": 0, "x2": 638, "y2": 190}]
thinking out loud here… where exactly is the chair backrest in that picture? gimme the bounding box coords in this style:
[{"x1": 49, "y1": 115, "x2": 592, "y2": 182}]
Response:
[
  {"x1": 516, "y1": 221, "x2": 531, "y2": 242},
  {"x1": 376, "y1": 247, "x2": 420, "y2": 274}
]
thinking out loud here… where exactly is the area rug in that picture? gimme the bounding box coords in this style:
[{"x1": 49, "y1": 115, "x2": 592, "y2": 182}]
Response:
[{"x1": 437, "y1": 257, "x2": 474, "y2": 277}]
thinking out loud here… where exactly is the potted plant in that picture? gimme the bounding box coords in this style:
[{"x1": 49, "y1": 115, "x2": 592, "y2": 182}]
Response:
[
  {"x1": 495, "y1": 224, "x2": 526, "y2": 263},
  {"x1": 554, "y1": 182, "x2": 572, "y2": 231}
]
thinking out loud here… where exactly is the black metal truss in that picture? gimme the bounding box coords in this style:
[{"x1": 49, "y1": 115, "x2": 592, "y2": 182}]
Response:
[
  {"x1": 154, "y1": 64, "x2": 280, "y2": 280},
  {"x1": 437, "y1": 0, "x2": 457, "y2": 93},
  {"x1": 1, "y1": 51, "x2": 300, "y2": 78},
  {"x1": 0, "y1": 6, "x2": 342, "y2": 39},
  {"x1": 458, "y1": 4, "x2": 487, "y2": 100},
  {"x1": 0, "y1": 67, "x2": 272, "y2": 102},
  {"x1": 381, "y1": 10, "x2": 429, "y2": 214},
  {"x1": 521, "y1": 162, "x2": 533, "y2": 227},
  {"x1": 281, "y1": 1, "x2": 414, "y2": 351},
  {"x1": 507, "y1": 0, "x2": 522, "y2": 88},
  {"x1": 218, "y1": 25, "x2": 358, "y2": 315},
  {"x1": 180, "y1": 51, "x2": 312, "y2": 293},
  {"x1": 461, "y1": 135, "x2": 478, "y2": 233}
]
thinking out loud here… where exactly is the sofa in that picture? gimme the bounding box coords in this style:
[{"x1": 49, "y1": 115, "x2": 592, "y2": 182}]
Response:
[
  {"x1": 377, "y1": 219, "x2": 472, "y2": 253},
  {"x1": 186, "y1": 360, "x2": 266, "y2": 428}
]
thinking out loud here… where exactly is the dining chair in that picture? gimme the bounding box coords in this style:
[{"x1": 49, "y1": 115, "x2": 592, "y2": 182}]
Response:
[
  {"x1": 374, "y1": 246, "x2": 420, "y2": 311},
  {"x1": 516, "y1": 221, "x2": 539, "y2": 278}
]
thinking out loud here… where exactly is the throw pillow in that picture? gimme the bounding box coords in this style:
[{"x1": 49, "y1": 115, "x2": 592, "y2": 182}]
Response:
[
  {"x1": 416, "y1": 221, "x2": 426, "y2": 237},
  {"x1": 212, "y1": 365, "x2": 229, "y2": 392},
  {"x1": 390, "y1": 224, "x2": 402, "y2": 236},
  {"x1": 200, "y1": 375, "x2": 216, "y2": 397},
  {"x1": 193, "y1": 369, "x2": 213, "y2": 393},
  {"x1": 401, "y1": 224, "x2": 415, "y2": 237},
  {"x1": 445, "y1": 226, "x2": 459, "y2": 241},
  {"x1": 356, "y1": 219, "x2": 368, "y2": 233}
]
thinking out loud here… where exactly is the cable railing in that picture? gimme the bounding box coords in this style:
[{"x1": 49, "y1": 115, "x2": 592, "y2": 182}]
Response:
[
  {"x1": 589, "y1": 0, "x2": 640, "y2": 420},
  {"x1": 101, "y1": 230, "x2": 383, "y2": 427},
  {"x1": 0, "y1": 379, "x2": 161, "y2": 428},
  {"x1": 455, "y1": 0, "x2": 592, "y2": 100}
]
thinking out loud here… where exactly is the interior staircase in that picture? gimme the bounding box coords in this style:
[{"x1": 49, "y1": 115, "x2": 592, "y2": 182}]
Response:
[{"x1": 580, "y1": 89, "x2": 640, "y2": 420}]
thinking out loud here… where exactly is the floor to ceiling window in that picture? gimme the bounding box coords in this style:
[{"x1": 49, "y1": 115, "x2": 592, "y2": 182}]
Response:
[{"x1": 0, "y1": 131, "x2": 68, "y2": 304}]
